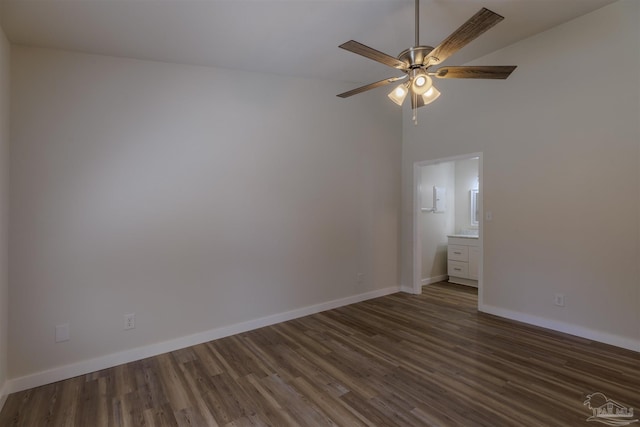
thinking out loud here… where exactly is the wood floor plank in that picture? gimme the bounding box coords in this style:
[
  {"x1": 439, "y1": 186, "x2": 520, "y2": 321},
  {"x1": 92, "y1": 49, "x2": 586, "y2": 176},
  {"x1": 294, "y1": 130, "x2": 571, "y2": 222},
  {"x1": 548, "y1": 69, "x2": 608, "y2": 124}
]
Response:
[
  {"x1": 52, "y1": 377, "x2": 82, "y2": 427},
  {"x1": 238, "y1": 373, "x2": 298, "y2": 426},
  {"x1": 290, "y1": 376, "x2": 369, "y2": 427},
  {"x1": 2, "y1": 282, "x2": 639, "y2": 426},
  {"x1": 142, "y1": 402, "x2": 179, "y2": 427},
  {"x1": 176, "y1": 361, "x2": 221, "y2": 427}
]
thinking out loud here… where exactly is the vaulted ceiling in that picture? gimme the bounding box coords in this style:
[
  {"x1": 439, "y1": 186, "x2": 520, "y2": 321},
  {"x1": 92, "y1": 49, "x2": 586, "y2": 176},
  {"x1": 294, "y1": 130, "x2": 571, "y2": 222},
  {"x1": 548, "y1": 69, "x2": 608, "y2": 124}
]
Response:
[{"x1": 0, "y1": 0, "x2": 618, "y2": 84}]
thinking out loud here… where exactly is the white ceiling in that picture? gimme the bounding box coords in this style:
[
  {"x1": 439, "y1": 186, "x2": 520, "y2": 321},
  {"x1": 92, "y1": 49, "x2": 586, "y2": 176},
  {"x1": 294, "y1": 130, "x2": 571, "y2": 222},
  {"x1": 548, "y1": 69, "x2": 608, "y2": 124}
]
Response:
[{"x1": 0, "y1": 0, "x2": 618, "y2": 85}]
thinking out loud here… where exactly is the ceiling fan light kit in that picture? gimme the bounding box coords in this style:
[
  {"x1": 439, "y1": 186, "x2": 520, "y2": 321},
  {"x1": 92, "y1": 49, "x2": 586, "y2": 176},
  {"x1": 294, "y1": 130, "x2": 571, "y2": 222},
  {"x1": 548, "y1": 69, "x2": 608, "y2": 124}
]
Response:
[
  {"x1": 338, "y1": 0, "x2": 517, "y2": 125},
  {"x1": 422, "y1": 86, "x2": 440, "y2": 105},
  {"x1": 411, "y1": 70, "x2": 432, "y2": 95},
  {"x1": 388, "y1": 83, "x2": 409, "y2": 106}
]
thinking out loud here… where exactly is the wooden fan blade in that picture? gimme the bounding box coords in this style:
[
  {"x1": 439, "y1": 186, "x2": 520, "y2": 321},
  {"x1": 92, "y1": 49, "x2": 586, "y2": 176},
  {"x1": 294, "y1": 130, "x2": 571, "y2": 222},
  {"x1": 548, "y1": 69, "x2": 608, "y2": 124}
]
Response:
[
  {"x1": 339, "y1": 40, "x2": 409, "y2": 70},
  {"x1": 434, "y1": 65, "x2": 517, "y2": 79},
  {"x1": 337, "y1": 76, "x2": 406, "y2": 98},
  {"x1": 424, "y1": 8, "x2": 504, "y2": 67}
]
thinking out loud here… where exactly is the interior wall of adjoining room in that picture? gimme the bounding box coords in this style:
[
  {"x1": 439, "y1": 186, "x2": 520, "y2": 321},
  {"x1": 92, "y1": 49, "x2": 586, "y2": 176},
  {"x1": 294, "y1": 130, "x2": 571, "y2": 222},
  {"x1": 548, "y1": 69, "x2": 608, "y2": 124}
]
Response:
[
  {"x1": 419, "y1": 162, "x2": 455, "y2": 283},
  {"x1": 402, "y1": 0, "x2": 640, "y2": 350},
  {"x1": 8, "y1": 46, "x2": 402, "y2": 383}
]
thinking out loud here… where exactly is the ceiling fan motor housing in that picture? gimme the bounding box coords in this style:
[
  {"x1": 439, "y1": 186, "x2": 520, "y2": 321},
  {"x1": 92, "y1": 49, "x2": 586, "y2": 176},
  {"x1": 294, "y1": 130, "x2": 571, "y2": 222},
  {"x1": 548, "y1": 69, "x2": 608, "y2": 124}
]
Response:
[{"x1": 398, "y1": 46, "x2": 435, "y2": 68}]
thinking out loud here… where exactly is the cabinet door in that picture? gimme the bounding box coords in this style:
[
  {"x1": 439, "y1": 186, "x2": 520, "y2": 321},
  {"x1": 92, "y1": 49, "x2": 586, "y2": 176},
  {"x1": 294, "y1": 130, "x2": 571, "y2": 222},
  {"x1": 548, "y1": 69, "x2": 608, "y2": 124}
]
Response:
[{"x1": 468, "y1": 247, "x2": 480, "y2": 280}]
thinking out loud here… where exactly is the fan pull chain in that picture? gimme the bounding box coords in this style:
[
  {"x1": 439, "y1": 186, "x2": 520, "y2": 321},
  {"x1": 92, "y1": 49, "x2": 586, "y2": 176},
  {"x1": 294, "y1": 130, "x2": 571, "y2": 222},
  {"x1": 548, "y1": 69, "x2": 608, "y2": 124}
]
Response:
[{"x1": 413, "y1": 0, "x2": 421, "y2": 123}]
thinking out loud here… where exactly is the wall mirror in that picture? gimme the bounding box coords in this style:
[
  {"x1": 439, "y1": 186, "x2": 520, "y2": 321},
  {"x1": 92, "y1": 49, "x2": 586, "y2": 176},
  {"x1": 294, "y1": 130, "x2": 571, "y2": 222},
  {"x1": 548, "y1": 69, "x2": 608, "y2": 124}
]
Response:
[{"x1": 470, "y1": 189, "x2": 479, "y2": 226}]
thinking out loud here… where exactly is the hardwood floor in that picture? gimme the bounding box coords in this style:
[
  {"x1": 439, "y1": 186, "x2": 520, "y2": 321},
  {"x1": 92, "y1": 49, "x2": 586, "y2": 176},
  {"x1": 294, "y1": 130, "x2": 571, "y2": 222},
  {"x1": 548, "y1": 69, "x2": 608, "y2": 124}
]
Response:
[{"x1": 1, "y1": 282, "x2": 638, "y2": 426}]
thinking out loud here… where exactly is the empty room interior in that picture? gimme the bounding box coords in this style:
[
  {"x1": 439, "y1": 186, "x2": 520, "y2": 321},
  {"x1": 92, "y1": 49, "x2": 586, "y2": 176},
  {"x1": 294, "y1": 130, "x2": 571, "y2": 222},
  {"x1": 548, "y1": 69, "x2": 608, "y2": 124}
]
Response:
[{"x1": 0, "y1": 0, "x2": 638, "y2": 425}]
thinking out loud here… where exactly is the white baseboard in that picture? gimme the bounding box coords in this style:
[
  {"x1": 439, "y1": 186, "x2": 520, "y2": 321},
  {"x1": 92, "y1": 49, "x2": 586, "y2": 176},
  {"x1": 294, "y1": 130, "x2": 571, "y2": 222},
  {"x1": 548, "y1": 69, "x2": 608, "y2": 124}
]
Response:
[
  {"x1": 447, "y1": 277, "x2": 478, "y2": 288},
  {"x1": 401, "y1": 274, "x2": 449, "y2": 295},
  {"x1": 480, "y1": 304, "x2": 640, "y2": 352},
  {"x1": 0, "y1": 381, "x2": 8, "y2": 412},
  {"x1": 421, "y1": 274, "x2": 449, "y2": 286},
  {"x1": 6, "y1": 286, "x2": 400, "y2": 394},
  {"x1": 400, "y1": 285, "x2": 418, "y2": 294}
]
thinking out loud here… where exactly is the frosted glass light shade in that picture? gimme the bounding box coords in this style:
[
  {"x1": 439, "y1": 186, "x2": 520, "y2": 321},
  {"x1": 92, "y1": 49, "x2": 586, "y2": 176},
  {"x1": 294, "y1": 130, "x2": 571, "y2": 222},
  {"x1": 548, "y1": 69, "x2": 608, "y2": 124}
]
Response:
[
  {"x1": 411, "y1": 72, "x2": 432, "y2": 95},
  {"x1": 421, "y1": 86, "x2": 441, "y2": 105},
  {"x1": 388, "y1": 84, "x2": 409, "y2": 106}
]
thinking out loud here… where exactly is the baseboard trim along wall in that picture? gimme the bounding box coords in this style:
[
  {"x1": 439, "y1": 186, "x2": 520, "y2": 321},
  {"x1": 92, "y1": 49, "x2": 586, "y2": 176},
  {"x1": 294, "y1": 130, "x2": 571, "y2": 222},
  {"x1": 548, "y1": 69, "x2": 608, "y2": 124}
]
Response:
[
  {"x1": 5, "y1": 286, "x2": 400, "y2": 395},
  {"x1": 480, "y1": 304, "x2": 640, "y2": 353},
  {"x1": 399, "y1": 285, "x2": 418, "y2": 294},
  {"x1": 399, "y1": 275, "x2": 449, "y2": 295},
  {"x1": 421, "y1": 275, "x2": 449, "y2": 286},
  {"x1": 0, "y1": 381, "x2": 8, "y2": 412}
]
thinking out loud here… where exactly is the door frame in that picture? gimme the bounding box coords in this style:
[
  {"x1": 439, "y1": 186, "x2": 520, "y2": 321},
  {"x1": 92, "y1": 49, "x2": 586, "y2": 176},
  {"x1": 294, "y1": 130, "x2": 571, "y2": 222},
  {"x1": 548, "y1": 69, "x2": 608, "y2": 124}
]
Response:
[{"x1": 412, "y1": 152, "x2": 484, "y2": 305}]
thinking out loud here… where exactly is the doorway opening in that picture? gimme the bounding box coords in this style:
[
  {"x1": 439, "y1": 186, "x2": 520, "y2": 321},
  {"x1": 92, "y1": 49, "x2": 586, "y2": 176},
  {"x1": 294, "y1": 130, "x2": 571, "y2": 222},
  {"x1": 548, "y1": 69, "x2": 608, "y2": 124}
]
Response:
[{"x1": 412, "y1": 153, "x2": 483, "y2": 306}]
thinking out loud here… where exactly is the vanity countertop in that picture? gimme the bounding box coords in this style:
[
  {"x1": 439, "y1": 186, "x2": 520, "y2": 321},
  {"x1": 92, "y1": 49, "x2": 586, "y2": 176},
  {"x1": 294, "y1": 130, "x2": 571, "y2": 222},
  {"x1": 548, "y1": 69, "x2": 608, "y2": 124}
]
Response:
[{"x1": 447, "y1": 234, "x2": 479, "y2": 239}]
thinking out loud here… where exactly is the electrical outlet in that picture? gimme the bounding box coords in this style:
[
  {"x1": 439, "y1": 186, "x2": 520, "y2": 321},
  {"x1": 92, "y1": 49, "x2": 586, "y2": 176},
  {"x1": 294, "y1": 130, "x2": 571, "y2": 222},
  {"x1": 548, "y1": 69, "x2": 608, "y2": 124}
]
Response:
[
  {"x1": 554, "y1": 294, "x2": 565, "y2": 307},
  {"x1": 55, "y1": 323, "x2": 70, "y2": 343},
  {"x1": 124, "y1": 313, "x2": 135, "y2": 330},
  {"x1": 357, "y1": 273, "x2": 364, "y2": 284}
]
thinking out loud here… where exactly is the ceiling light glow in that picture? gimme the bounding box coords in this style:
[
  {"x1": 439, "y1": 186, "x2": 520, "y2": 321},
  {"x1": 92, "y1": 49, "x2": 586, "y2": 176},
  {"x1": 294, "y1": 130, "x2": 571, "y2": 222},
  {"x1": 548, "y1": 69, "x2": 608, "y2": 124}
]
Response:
[
  {"x1": 411, "y1": 72, "x2": 432, "y2": 95},
  {"x1": 421, "y1": 85, "x2": 441, "y2": 105},
  {"x1": 388, "y1": 83, "x2": 409, "y2": 106}
]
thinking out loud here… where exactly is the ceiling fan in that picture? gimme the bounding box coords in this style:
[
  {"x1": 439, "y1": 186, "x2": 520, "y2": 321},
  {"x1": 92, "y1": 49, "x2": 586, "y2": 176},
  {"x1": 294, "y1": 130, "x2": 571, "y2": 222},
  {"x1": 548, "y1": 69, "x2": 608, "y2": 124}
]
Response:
[{"x1": 337, "y1": 0, "x2": 516, "y2": 123}]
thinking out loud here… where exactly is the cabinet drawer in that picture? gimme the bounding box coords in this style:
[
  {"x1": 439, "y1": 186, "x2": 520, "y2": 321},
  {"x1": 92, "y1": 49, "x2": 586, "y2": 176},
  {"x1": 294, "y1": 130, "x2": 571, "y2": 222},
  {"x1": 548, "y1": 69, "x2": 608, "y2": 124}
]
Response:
[
  {"x1": 448, "y1": 260, "x2": 469, "y2": 278},
  {"x1": 448, "y1": 245, "x2": 468, "y2": 262}
]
